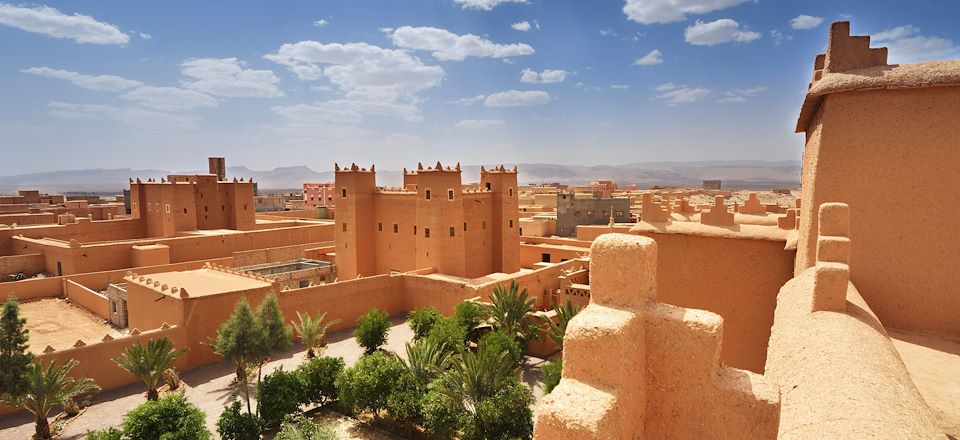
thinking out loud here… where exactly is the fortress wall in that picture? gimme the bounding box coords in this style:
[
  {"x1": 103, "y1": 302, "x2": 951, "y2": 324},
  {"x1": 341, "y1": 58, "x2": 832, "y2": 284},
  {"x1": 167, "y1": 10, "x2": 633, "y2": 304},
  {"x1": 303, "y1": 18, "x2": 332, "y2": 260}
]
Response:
[
  {"x1": 0, "y1": 218, "x2": 147, "y2": 254},
  {"x1": 0, "y1": 253, "x2": 45, "y2": 280},
  {"x1": 401, "y1": 274, "x2": 476, "y2": 314},
  {"x1": 232, "y1": 241, "x2": 333, "y2": 267},
  {"x1": 64, "y1": 280, "x2": 110, "y2": 320},
  {"x1": 634, "y1": 231, "x2": 795, "y2": 373}
]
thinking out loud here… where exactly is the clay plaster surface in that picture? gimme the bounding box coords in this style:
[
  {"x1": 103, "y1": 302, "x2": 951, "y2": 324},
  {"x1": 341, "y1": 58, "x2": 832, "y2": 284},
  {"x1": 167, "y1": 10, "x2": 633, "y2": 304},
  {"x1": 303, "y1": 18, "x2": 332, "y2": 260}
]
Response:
[
  {"x1": 20, "y1": 298, "x2": 122, "y2": 353},
  {"x1": 141, "y1": 268, "x2": 272, "y2": 297},
  {"x1": 889, "y1": 328, "x2": 960, "y2": 438}
]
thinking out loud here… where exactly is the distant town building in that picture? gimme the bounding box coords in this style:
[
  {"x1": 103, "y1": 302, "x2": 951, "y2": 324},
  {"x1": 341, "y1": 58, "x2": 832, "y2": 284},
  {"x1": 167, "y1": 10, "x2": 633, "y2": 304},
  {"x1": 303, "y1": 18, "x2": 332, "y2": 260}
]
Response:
[
  {"x1": 555, "y1": 192, "x2": 631, "y2": 237},
  {"x1": 303, "y1": 182, "x2": 336, "y2": 208},
  {"x1": 703, "y1": 180, "x2": 722, "y2": 190}
]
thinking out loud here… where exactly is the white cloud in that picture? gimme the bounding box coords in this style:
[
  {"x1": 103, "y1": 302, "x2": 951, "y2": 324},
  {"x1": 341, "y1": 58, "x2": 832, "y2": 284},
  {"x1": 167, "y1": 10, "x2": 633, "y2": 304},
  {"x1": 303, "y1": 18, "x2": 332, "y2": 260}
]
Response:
[
  {"x1": 138, "y1": 32, "x2": 151, "y2": 40},
  {"x1": 454, "y1": 119, "x2": 505, "y2": 129},
  {"x1": 270, "y1": 103, "x2": 364, "y2": 125},
  {"x1": 610, "y1": 84, "x2": 630, "y2": 90},
  {"x1": 654, "y1": 86, "x2": 710, "y2": 106},
  {"x1": 0, "y1": 3, "x2": 129, "y2": 45},
  {"x1": 180, "y1": 58, "x2": 283, "y2": 98},
  {"x1": 684, "y1": 19, "x2": 761, "y2": 46},
  {"x1": 313, "y1": 19, "x2": 329, "y2": 28},
  {"x1": 790, "y1": 15, "x2": 823, "y2": 30},
  {"x1": 47, "y1": 102, "x2": 197, "y2": 129},
  {"x1": 484, "y1": 90, "x2": 551, "y2": 107},
  {"x1": 599, "y1": 28, "x2": 617, "y2": 37},
  {"x1": 654, "y1": 82, "x2": 677, "y2": 92},
  {"x1": 718, "y1": 85, "x2": 766, "y2": 103},
  {"x1": 520, "y1": 68, "x2": 566, "y2": 84},
  {"x1": 454, "y1": 0, "x2": 527, "y2": 11},
  {"x1": 622, "y1": 0, "x2": 749, "y2": 25},
  {"x1": 511, "y1": 21, "x2": 531, "y2": 32},
  {"x1": 121, "y1": 86, "x2": 219, "y2": 111},
  {"x1": 872, "y1": 25, "x2": 957, "y2": 63},
  {"x1": 390, "y1": 26, "x2": 534, "y2": 61},
  {"x1": 633, "y1": 49, "x2": 663, "y2": 65},
  {"x1": 447, "y1": 95, "x2": 486, "y2": 105},
  {"x1": 770, "y1": 29, "x2": 792, "y2": 46},
  {"x1": 22, "y1": 67, "x2": 142, "y2": 92}
]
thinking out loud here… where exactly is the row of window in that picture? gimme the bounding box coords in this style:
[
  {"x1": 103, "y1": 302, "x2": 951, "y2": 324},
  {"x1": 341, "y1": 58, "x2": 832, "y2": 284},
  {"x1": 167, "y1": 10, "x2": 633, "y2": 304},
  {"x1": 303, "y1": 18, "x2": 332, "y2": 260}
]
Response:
[
  {"x1": 573, "y1": 210, "x2": 625, "y2": 218},
  {"x1": 341, "y1": 219, "x2": 515, "y2": 235},
  {"x1": 340, "y1": 186, "x2": 515, "y2": 199}
]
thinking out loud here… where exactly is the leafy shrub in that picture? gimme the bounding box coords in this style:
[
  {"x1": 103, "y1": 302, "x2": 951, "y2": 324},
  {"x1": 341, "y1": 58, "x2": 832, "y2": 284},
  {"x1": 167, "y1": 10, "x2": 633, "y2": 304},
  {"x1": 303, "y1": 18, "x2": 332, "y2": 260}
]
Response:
[
  {"x1": 541, "y1": 358, "x2": 563, "y2": 394},
  {"x1": 480, "y1": 330, "x2": 522, "y2": 366},
  {"x1": 353, "y1": 308, "x2": 390, "y2": 354},
  {"x1": 85, "y1": 428, "x2": 123, "y2": 440},
  {"x1": 407, "y1": 307, "x2": 443, "y2": 340},
  {"x1": 296, "y1": 356, "x2": 344, "y2": 406},
  {"x1": 421, "y1": 386, "x2": 465, "y2": 439},
  {"x1": 257, "y1": 367, "x2": 303, "y2": 430},
  {"x1": 461, "y1": 379, "x2": 534, "y2": 440},
  {"x1": 425, "y1": 318, "x2": 467, "y2": 356},
  {"x1": 122, "y1": 392, "x2": 211, "y2": 440},
  {"x1": 386, "y1": 368, "x2": 424, "y2": 424},
  {"x1": 454, "y1": 301, "x2": 485, "y2": 343},
  {"x1": 216, "y1": 399, "x2": 260, "y2": 440},
  {"x1": 336, "y1": 351, "x2": 405, "y2": 418},
  {"x1": 275, "y1": 414, "x2": 338, "y2": 440}
]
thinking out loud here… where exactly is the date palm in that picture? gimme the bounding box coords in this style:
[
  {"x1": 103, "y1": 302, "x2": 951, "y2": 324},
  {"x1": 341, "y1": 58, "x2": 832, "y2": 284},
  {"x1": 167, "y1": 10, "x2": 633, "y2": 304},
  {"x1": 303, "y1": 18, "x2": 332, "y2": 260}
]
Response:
[
  {"x1": 114, "y1": 337, "x2": 185, "y2": 401},
  {"x1": 292, "y1": 311, "x2": 340, "y2": 358},
  {"x1": 541, "y1": 300, "x2": 583, "y2": 351},
  {"x1": 401, "y1": 339, "x2": 451, "y2": 386},
  {"x1": 437, "y1": 337, "x2": 519, "y2": 414},
  {"x1": 484, "y1": 281, "x2": 537, "y2": 343},
  {"x1": 0, "y1": 359, "x2": 99, "y2": 439}
]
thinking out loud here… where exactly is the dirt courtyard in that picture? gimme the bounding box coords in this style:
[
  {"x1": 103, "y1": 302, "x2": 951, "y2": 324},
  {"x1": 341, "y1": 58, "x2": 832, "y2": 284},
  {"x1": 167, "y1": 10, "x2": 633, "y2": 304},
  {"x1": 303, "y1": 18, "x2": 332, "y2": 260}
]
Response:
[{"x1": 19, "y1": 297, "x2": 122, "y2": 353}]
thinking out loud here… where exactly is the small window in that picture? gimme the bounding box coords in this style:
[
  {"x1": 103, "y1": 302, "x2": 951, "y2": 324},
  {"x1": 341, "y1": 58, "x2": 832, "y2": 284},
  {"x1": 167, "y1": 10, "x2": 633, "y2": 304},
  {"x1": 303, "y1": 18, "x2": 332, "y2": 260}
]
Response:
[
  {"x1": 448, "y1": 189, "x2": 454, "y2": 201},
  {"x1": 508, "y1": 188, "x2": 513, "y2": 196},
  {"x1": 183, "y1": 208, "x2": 187, "y2": 214},
  {"x1": 617, "y1": 210, "x2": 624, "y2": 217},
  {"x1": 574, "y1": 210, "x2": 581, "y2": 217},
  {"x1": 602, "y1": 210, "x2": 609, "y2": 218},
  {"x1": 425, "y1": 189, "x2": 431, "y2": 200},
  {"x1": 342, "y1": 223, "x2": 347, "y2": 232},
  {"x1": 482, "y1": 220, "x2": 487, "y2": 230},
  {"x1": 519, "y1": 228, "x2": 523, "y2": 235},
  {"x1": 341, "y1": 188, "x2": 347, "y2": 198},
  {"x1": 509, "y1": 219, "x2": 514, "y2": 228},
  {"x1": 425, "y1": 228, "x2": 431, "y2": 238},
  {"x1": 449, "y1": 227, "x2": 455, "y2": 237},
  {"x1": 414, "y1": 225, "x2": 417, "y2": 235},
  {"x1": 165, "y1": 204, "x2": 171, "y2": 214},
  {"x1": 542, "y1": 253, "x2": 551, "y2": 263},
  {"x1": 393, "y1": 224, "x2": 399, "y2": 233},
  {"x1": 463, "y1": 222, "x2": 467, "y2": 231},
  {"x1": 587, "y1": 211, "x2": 594, "y2": 217},
  {"x1": 378, "y1": 222, "x2": 383, "y2": 232},
  {"x1": 485, "y1": 182, "x2": 492, "y2": 190},
  {"x1": 299, "y1": 280, "x2": 310, "y2": 288}
]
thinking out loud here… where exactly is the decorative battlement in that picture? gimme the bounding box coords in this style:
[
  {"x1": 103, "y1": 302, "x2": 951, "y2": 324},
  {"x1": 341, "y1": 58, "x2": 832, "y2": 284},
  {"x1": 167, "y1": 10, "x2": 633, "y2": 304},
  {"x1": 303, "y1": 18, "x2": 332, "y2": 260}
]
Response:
[
  {"x1": 811, "y1": 21, "x2": 888, "y2": 84},
  {"x1": 416, "y1": 161, "x2": 462, "y2": 173},
  {"x1": 480, "y1": 164, "x2": 518, "y2": 174},
  {"x1": 334, "y1": 163, "x2": 375, "y2": 173}
]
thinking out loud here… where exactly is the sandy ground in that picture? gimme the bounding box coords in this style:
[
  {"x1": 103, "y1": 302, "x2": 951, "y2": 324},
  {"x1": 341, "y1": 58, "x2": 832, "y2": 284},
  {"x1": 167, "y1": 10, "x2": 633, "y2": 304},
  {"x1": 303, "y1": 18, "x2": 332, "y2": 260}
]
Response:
[
  {"x1": 20, "y1": 298, "x2": 123, "y2": 353},
  {"x1": 0, "y1": 315, "x2": 551, "y2": 439},
  {"x1": 888, "y1": 328, "x2": 960, "y2": 438}
]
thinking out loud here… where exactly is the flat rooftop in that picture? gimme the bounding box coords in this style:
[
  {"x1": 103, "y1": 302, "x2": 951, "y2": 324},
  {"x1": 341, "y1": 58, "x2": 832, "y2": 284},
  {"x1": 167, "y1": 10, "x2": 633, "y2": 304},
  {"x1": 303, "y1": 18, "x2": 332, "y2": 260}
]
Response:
[
  {"x1": 139, "y1": 268, "x2": 272, "y2": 297},
  {"x1": 21, "y1": 298, "x2": 122, "y2": 352}
]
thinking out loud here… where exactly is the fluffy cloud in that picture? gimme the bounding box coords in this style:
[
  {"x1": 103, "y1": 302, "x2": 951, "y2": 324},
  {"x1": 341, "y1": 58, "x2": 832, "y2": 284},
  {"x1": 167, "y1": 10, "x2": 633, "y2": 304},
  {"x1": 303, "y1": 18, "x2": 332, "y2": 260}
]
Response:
[
  {"x1": 520, "y1": 68, "x2": 566, "y2": 84},
  {"x1": 622, "y1": 0, "x2": 749, "y2": 25},
  {"x1": 717, "y1": 86, "x2": 767, "y2": 103},
  {"x1": 770, "y1": 29, "x2": 792, "y2": 46},
  {"x1": 610, "y1": 84, "x2": 630, "y2": 90},
  {"x1": 448, "y1": 95, "x2": 486, "y2": 105},
  {"x1": 0, "y1": 3, "x2": 129, "y2": 44},
  {"x1": 790, "y1": 15, "x2": 823, "y2": 30},
  {"x1": 511, "y1": 21, "x2": 531, "y2": 31},
  {"x1": 180, "y1": 58, "x2": 283, "y2": 98},
  {"x1": 21, "y1": 67, "x2": 142, "y2": 91},
  {"x1": 390, "y1": 26, "x2": 534, "y2": 61},
  {"x1": 654, "y1": 85, "x2": 710, "y2": 106},
  {"x1": 872, "y1": 25, "x2": 957, "y2": 63},
  {"x1": 684, "y1": 19, "x2": 761, "y2": 46},
  {"x1": 121, "y1": 86, "x2": 218, "y2": 111},
  {"x1": 454, "y1": 0, "x2": 526, "y2": 11},
  {"x1": 454, "y1": 119, "x2": 505, "y2": 129},
  {"x1": 47, "y1": 102, "x2": 198, "y2": 129},
  {"x1": 313, "y1": 19, "x2": 328, "y2": 28},
  {"x1": 484, "y1": 90, "x2": 551, "y2": 107},
  {"x1": 633, "y1": 49, "x2": 663, "y2": 66}
]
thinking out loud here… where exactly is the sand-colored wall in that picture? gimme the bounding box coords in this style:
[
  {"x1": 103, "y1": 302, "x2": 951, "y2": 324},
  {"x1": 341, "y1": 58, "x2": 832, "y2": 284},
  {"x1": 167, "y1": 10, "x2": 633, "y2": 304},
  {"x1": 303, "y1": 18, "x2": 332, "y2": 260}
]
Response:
[
  {"x1": 0, "y1": 253, "x2": 45, "y2": 279},
  {"x1": 575, "y1": 224, "x2": 635, "y2": 241},
  {"x1": 765, "y1": 268, "x2": 942, "y2": 438},
  {"x1": 64, "y1": 280, "x2": 110, "y2": 320},
  {"x1": 519, "y1": 243, "x2": 589, "y2": 268},
  {"x1": 634, "y1": 231, "x2": 795, "y2": 373},
  {"x1": 0, "y1": 218, "x2": 146, "y2": 255},
  {"x1": 796, "y1": 87, "x2": 960, "y2": 335},
  {"x1": 232, "y1": 242, "x2": 333, "y2": 267}
]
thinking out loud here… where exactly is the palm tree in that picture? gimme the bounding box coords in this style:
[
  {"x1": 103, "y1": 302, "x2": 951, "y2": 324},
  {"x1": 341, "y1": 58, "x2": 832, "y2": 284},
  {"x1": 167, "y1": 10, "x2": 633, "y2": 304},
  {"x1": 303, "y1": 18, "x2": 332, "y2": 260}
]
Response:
[
  {"x1": 541, "y1": 300, "x2": 583, "y2": 351},
  {"x1": 0, "y1": 359, "x2": 99, "y2": 439},
  {"x1": 291, "y1": 311, "x2": 340, "y2": 358},
  {"x1": 114, "y1": 337, "x2": 185, "y2": 401},
  {"x1": 401, "y1": 339, "x2": 451, "y2": 386},
  {"x1": 484, "y1": 281, "x2": 537, "y2": 343},
  {"x1": 438, "y1": 337, "x2": 519, "y2": 414}
]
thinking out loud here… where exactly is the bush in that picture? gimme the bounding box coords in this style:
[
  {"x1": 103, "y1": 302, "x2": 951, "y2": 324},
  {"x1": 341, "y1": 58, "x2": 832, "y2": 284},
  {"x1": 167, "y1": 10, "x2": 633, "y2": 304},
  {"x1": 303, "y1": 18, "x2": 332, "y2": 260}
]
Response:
[
  {"x1": 541, "y1": 358, "x2": 562, "y2": 394},
  {"x1": 461, "y1": 379, "x2": 534, "y2": 440},
  {"x1": 425, "y1": 318, "x2": 467, "y2": 356},
  {"x1": 275, "y1": 414, "x2": 337, "y2": 440},
  {"x1": 336, "y1": 351, "x2": 405, "y2": 418},
  {"x1": 407, "y1": 307, "x2": 443, "y2": 340},
  {"x1": 421, "y1": 386, "x2": 465, "y2": 439},
  {"x1": 296, "y1": 356, "x2": 344, "y2": 406},
  {"x1": 216, "y1": 399, "x2": 260, "y2": 440},
  {"x1": 257, "y1": 367, "x2": 303, "y2": 430},
  {"x1": 480, "y1": 330, "x2": 522, "y2": 366},
  {"x1": 353, "y1": 308, "x2": 390, "y2": 354},
  {"x1": 85, "y1": 428, "x2": 123, "y2": 440},
  {"x1": 454, "y1": 301, "x2": 485, "y2": 342},
  {"x1": 386, "y1": 368, "x2": 424, "y2": 424},
  {"x1": 122, "y1": 392, "x2": 211, "y2": 440}
]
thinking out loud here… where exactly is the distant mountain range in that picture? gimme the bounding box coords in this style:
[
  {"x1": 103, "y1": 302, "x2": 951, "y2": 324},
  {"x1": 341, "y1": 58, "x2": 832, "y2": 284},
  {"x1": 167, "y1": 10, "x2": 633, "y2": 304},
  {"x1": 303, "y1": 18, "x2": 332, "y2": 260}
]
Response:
[{"x1": 0, "y1": 160, "x2": 801, "y2": 194}]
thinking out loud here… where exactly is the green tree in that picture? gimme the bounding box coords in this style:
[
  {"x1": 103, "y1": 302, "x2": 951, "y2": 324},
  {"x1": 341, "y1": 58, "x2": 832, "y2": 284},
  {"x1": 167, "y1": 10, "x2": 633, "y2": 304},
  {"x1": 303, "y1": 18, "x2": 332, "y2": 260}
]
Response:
[
  {"x1": 437, "y1": 337, "x2": 519, "y2": 414},
  {"x1": 407, "y1": 307, "x2": 443, "y2": 340},
  {"x1": 421, "y1": 386, "x2": 465, "y2": 439},
  {"x1": 1, "y1": 359, "x2": 100, "y2": 439},
  {"x1": 425, "y1": 317, "x2": 468, "y2": 357},
  {"x1": 122, "y1": 392, "x2": 210, "y2": 440},
  {"x1": 336, "y1": 351, "x2": 405, "y2": 419},
  {"x1": 540, "y1": 358, "x2": 562, "y2": 394},
  {"x1": 454, "y1": 301, "x2": 485, "y2": 344},
  {"x1": 212, "y1": 299, "x2": 267, "y2": 414},
  {"x1": 291, "y1": 311, "x2": 340, "y2": 359},
  {"x1": 386, "y1": 368, "x2": 425, "y2": 428},
  {"x1": 216, "y1": 399, "x2": 260, "y2": 440},
  {"x1": 275, "y1": 415, "x2": 338, "y2": 440},
  {"x1": 484, "y1": 281, "x2": 537, "y2": 344},
  {"x1": 257, "y1": 367, "x2": 303, "y2": 430},
  {"x1": 113, "y1": 337, "x2": 185, "y2": 401},
  {"x1": 461, "y1": 379, "x2": 534, "y2": 440},
  {"x1": 353, "y1": 308, "x2": 390, "y2": 354},
  {"x1": 296, "y1": 356, "x2": 344, "y2": 406},
  {"x1": 257, "y1": 293, "x2": 293, "y2": 354},
  {"x1": 480, "y1": 330, "x2": 522, "y2": 366},
  {"x1": 84, "y1": 427, "x2": 124, "y2": 440},
  {"x1": 541, "y1": 300, "x2": 582, "y2": 351},
  {"x1": 0, "y1": 296, "x2": 33, "y2": 403}
]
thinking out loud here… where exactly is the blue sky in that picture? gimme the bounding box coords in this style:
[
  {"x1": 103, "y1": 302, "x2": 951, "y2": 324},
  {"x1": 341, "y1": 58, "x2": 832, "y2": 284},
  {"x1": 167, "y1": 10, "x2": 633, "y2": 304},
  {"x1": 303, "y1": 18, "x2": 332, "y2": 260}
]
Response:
[{"x1": 0, "y1": 0, "x2": 957, "y2": 175}]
